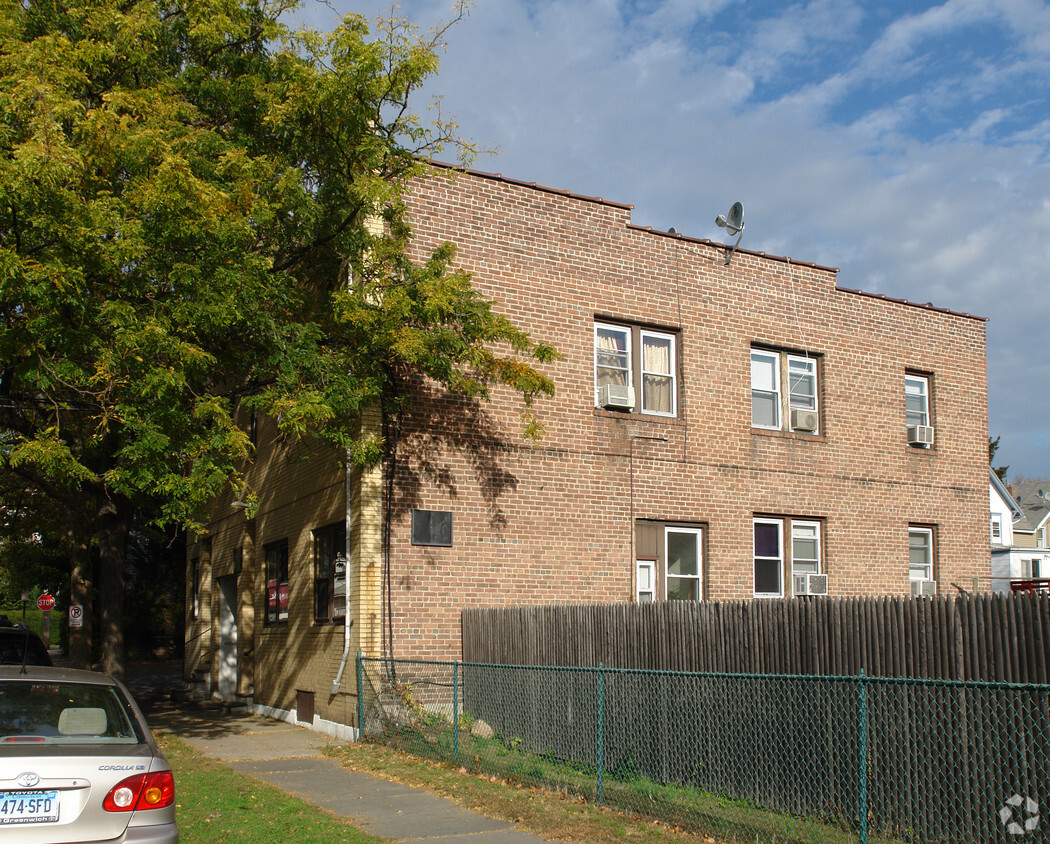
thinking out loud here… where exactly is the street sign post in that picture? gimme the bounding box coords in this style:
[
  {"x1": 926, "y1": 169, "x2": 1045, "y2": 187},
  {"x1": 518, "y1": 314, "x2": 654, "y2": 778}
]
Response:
[{"x1": 36, "y1": 593, "x2": 55, "y2": 648}]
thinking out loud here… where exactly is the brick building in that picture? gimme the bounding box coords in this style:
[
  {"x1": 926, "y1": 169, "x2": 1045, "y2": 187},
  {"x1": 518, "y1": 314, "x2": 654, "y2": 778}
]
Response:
[{"x1": 185, "y1": 163, "x2": 989, "y2": 735}]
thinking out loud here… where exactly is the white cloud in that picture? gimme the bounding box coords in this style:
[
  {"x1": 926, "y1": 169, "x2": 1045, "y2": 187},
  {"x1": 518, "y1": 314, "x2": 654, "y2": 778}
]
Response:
[{"x1": 292, "y1": 0, "x2": 1050, "y2": 477}]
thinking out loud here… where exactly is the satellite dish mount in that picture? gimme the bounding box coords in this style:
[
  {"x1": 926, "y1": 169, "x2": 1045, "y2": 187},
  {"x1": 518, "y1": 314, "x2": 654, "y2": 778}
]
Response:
[{"x1": 715, "y1": 202, "x2": 745, "y2": 265}]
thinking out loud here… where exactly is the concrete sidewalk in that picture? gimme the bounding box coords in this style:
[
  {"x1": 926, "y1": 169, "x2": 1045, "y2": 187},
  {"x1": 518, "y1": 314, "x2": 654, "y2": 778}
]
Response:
[{"x1": 128, "y1": 662, "x2": 549, "y2": 843}]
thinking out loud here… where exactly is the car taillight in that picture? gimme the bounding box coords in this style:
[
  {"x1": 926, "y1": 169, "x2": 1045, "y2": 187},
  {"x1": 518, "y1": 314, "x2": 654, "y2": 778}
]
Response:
[{"x1": 103, "y1": 771, "x2": 175, "y2": 812}]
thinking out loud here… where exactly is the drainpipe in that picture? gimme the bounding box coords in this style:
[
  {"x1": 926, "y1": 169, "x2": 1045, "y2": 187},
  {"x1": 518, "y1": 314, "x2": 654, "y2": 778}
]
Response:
[{"x1": 331, "y1": 453, "x2": 354, "y2": 694}]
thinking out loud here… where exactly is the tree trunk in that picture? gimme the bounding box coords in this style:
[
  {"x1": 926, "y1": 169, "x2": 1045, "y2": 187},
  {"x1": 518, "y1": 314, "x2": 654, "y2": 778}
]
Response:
[
  {"x1": 67, "y1": 515, "x2": 94, "y2": 669},
  {"x1": 98, "y1": 494, "x2": 129, "y2": 680}
]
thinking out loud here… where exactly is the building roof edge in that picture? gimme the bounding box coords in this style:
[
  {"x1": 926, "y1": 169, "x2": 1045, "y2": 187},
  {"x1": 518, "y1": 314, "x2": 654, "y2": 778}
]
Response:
[
  {"x1": 427, "y1": 159, "x2": 634, "y2": 210},
  {"x1": 424, "y1": 160, "x2": 988, "y2": 323}
]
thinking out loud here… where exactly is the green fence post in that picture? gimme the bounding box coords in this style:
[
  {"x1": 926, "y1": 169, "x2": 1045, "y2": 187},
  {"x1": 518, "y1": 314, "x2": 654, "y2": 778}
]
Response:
[
  {"x1": 356, "y1": 651, "x2": 364, "y2": 739},
  {"x1": 453, "y1": 660, "x2": 460, "y2": 763},
  {"x1": 597, "y1": 663, "x2": 605, "y2": 806},
  {"x1": 858, "y1": 669, "x2": 869, "y2": 844}
]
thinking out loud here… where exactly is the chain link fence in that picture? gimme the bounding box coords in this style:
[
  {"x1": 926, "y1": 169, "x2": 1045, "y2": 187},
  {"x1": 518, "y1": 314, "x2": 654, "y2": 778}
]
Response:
[{"x1": 357, "y1": 656, "x2": 1049, "y2": 843}]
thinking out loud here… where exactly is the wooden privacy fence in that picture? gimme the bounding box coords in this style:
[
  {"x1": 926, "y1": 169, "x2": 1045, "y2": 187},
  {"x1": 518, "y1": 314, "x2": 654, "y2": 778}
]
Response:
[{"x1": 461, "y1": 592, "x2": 1050, "y2": 682}]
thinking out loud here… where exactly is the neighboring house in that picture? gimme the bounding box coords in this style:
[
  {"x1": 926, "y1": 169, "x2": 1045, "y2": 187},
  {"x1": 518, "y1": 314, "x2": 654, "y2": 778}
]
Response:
[
  {"x1": 185, "y1": 163, "x2": 990, "y2": 735},
  {"x1": 992, "y1": 479, "x2": 1050, "y2": 592},
  {"x1": 990, "y1": 468, "x2": 1024, "y2": 591}
]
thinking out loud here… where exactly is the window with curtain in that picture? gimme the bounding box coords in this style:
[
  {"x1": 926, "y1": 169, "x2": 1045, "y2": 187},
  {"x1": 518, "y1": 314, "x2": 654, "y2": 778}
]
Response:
[
  {"x1": 641, "y1": 330, "x2": 675, "y2": 415},
  {"x1": 594, "y1": 321, "x2": 678, "y2": 416},
  {"x1": 595, "y1": 324, "x2": 630, "y2": 390}
]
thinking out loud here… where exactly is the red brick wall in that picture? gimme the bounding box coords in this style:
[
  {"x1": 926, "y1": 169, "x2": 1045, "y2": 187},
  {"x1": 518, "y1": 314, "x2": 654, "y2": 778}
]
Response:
[{"x1": 385, "y1": 165, "x2": 989, "y2": 662}]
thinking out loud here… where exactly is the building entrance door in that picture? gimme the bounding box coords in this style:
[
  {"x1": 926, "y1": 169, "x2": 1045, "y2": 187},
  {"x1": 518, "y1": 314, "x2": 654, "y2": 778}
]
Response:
[{"x1": 217, "y1": 576, "x2": 238, "y2": 702}]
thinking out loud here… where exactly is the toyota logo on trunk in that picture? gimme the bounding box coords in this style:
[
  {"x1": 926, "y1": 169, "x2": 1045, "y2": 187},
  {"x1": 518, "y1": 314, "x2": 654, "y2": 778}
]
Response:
[{"x1": 16, "y1": 772, "x2": 40, "y2": 788}]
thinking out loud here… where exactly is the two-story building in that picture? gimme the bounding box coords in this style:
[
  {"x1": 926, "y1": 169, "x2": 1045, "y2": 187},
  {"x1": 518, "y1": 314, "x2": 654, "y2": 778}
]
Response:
[{"x1": 185, "y1": 163, "x2": 989, "y2": 736}]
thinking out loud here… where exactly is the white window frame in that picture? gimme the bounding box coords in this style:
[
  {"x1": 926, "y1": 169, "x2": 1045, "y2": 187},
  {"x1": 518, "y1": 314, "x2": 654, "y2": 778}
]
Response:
[
  {"x1": 636, "y1": 559, "x2": 656, "y2": 602},
  {"x1": 1038, "y1": 527, "x2": 1047, "y2": 548},
  {"x1": 664, "y1": 527, "x2": 702, "y2": 601},
  {"x1": 990, "y1": 514, "x2": 1003, "y2": 542},
  {"x1": 787, "y1": 355, "x2": 819, "y2": 432},
  {"x1": 751, "y1": 350, "x2": 781, "y2": 430},
  {"x1": 791, "y1": 520, "x2": 822, "y2": 577},
  {"x1": 908, "y1": 527, "x2": 934, "y2": 582},
  {"x1": 640, "y1": 329, "x2": 676, "y2": 416},
  {"x1": 905, "y1": 374, "x2": 930, "y2": 428},
  {"x1": 595, "y1": 323, "x2": 631, "y2": 404},
  {"x1": 753, "y1": 518, "x2": 785, "y2": 597}
]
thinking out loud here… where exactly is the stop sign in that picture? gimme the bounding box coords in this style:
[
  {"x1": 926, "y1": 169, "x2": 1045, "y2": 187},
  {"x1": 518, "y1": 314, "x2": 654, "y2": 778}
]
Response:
[{"x1": 36, "y1": 593, "x2": 55, "y2": 612}]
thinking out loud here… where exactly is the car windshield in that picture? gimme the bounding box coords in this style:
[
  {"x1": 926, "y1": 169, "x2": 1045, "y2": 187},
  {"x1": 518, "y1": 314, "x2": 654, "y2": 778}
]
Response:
[{"x1": 0, "y1": 681, "x2": 142, "y2": 745}]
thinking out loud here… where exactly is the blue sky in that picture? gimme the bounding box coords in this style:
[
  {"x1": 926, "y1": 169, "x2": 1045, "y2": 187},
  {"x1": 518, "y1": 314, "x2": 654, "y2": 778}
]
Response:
[{"x1": 298, "y1": 0, "x2": 1050, "y2": 480}]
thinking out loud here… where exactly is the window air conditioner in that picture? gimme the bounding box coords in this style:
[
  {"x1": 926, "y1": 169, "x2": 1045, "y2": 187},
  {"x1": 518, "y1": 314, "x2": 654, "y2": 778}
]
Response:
[
  {"x1": 790, "y1": 409, "x2": 819, "y2": 432},
  {"x1": 910, "y1": 579, "x2": 937, "y2": 598},
  {"x1": 907, "y1": 425, "x2": 934, "y2": 446},
  {"x1": 599, "y1": 384, "x2": 635, "y2": 410},
  {"x1": 793, "y1": 573, "x2": 828, "y2": 596}
]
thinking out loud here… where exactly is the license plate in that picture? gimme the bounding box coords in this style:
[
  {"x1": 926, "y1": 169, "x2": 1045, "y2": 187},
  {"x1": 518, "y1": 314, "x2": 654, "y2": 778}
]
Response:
[{"x1": 0, "y1": 790, "x2": 60, "y2": 824}]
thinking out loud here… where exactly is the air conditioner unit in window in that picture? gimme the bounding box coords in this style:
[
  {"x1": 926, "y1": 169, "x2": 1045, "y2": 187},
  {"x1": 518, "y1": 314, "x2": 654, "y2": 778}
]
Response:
[
  {"x1": 793, "y1": 573, "x2": 828, "y2": 596},
  {"x1": 599, "y1": 384, "x2": 635, "y2": 410},
  {"x1": 910, "y1": 579, "x2": 937, "y2": 598},
  {"x1": 907, "y1": 425, "x2": 934, "y2": 446},
  {"x1": 790, "y1": 409, "x2": 819, "y2": 432}
]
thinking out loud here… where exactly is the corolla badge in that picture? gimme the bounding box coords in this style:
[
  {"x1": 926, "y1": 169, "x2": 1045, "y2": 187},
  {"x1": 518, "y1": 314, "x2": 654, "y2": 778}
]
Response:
[{"x1": 16, "y1": 772, "x2": 40, "y2": 787}]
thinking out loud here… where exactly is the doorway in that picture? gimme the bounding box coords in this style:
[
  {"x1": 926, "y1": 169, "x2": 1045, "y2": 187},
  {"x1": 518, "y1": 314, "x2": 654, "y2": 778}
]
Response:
[{"x1": 217, "y1": 576, "x2": 238, "y2": 702}]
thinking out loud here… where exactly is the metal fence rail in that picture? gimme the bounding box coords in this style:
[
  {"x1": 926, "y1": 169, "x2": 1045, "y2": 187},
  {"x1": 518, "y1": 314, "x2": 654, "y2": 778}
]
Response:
[{"x1": 357, "y1": 656, "x2": 1049, "y2": 843}]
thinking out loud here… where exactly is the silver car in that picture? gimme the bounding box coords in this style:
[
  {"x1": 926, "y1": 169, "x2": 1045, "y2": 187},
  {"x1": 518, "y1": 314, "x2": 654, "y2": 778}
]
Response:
[{"x1": 0, "y1": 666, "x2": 177, "y2": 843}]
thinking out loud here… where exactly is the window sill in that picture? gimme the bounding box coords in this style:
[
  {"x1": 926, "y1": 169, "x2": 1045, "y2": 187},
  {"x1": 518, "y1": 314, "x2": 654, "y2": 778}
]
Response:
[
  {"x1": 750, "y1": 427, "x2": 826, "y2": 443},
  {"x1": 593, "y1": 407, "x2": 685, "y2": 425}
]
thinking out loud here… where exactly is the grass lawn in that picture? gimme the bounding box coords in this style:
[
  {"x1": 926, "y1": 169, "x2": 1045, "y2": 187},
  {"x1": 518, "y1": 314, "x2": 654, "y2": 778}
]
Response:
[
  {"x1": 324, "y1": 739, "x2": 724, "y2": 844},
  {"x1": 157, "y1": 733, "x2": 387, "y2": 844}
]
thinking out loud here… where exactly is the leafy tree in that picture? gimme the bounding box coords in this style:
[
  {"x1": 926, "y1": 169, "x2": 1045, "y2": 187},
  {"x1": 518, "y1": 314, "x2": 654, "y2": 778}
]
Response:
[
  {"x1": 0, "y1": 0, "x2": 556, "y2": 676},
  {"x1": 989, "y1": 436, "x2": 1009, "y2": 482}
]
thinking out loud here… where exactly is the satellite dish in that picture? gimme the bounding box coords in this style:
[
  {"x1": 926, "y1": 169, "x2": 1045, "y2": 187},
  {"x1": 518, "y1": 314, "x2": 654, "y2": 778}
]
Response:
[
  {"x1": 715, "y1": 202, "x2": 745, "y2": 235},
  {"x1": 714, "y1": 201, "x2": 746, "y2": 265}
]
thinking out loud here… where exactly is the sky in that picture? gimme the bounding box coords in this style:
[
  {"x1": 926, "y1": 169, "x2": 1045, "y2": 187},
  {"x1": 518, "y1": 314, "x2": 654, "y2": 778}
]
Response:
[{"x1": 297, "y1": 0, "x2": 1050, "y2": 481}]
